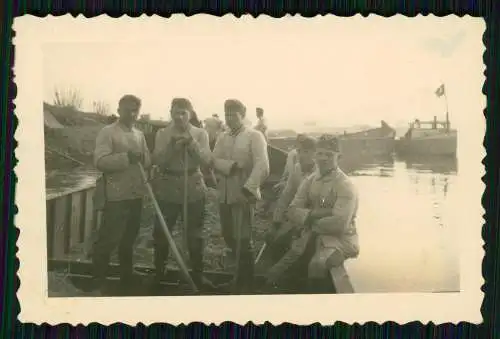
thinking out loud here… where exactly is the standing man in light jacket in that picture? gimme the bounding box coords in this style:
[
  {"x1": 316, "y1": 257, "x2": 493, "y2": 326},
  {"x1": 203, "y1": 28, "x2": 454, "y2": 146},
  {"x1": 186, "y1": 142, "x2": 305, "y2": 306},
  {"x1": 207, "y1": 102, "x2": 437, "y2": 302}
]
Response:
[
  {"x1": 254, "y1": 107, "x2": 268, "y2": 142},
  {"x1": 87, "y1": 94, "x2": 152, "y2": 292},
  {"x1": 212, "y1": 99, "x2": 270, "y2": 293},
  {"x1": 151, "y1": 98, "x2": 214, "y2": 290}
]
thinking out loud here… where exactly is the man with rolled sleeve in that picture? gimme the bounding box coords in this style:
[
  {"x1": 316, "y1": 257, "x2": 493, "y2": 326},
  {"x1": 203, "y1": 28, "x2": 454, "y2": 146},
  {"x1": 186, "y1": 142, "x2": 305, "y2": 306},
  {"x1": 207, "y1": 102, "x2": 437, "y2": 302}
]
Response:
[
  {"x1": 212, "y1": 99, "x2": 270, "y2": 293},
  {"x1": 87, "y1": 94, "x2": 152, "y2": 292},
  {"x1": 151, "y1": 98, "x2": 214, "y2": 290},
  {"x1": 277, "y1": 135, "x2": 359, "y2": 293}
]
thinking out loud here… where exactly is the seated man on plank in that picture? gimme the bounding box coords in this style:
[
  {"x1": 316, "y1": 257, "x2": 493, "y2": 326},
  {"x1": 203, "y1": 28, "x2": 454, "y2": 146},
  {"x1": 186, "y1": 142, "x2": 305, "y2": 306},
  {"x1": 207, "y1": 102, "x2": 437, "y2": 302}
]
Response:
[{"x1": 266, "y1": 135, "x2": 359, "y2": 294}]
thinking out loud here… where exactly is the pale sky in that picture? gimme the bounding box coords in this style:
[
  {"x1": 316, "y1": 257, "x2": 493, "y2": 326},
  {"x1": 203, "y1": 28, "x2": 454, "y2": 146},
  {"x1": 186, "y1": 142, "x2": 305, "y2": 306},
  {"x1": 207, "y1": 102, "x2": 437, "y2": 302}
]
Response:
[{"x1": 42, "y1": 15, "x2": 485, "y2": 131}]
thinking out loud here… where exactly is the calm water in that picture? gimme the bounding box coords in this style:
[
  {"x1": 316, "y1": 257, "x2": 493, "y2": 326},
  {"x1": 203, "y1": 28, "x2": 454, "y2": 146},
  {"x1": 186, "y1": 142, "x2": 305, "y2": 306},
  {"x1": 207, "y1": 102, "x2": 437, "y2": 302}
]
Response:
[{"x1": 45, "y1": 155, "x2": 460, "y2": 294}]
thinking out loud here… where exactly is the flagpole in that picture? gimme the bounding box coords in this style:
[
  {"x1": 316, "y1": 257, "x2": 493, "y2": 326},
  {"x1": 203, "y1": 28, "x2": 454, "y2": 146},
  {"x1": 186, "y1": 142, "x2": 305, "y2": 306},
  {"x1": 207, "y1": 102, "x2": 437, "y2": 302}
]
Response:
[{"x1": 443, "y1": 87, "x2": 450, "y2": 132}]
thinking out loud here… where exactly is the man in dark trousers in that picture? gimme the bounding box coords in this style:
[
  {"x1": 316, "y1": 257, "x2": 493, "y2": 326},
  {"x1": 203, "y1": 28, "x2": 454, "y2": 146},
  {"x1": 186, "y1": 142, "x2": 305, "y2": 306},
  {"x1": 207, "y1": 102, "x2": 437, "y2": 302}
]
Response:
[
  {"x1": 211, "y1": 99, "x2": 270, "y2": 293},
  {"x1": 86, "y1": 94, "x2": 152, "y2": 293},
  {"x1": 151, "y1": 98, "x2": 214, "y2": 290}
]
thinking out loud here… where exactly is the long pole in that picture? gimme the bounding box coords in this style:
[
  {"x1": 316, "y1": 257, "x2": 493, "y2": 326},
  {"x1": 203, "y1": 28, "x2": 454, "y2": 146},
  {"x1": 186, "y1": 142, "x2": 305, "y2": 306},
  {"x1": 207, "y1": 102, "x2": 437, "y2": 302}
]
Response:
[
  {"x1": 438, "y1": 82, "x2": 450, "y2": 132},
  {"x1": 182, "y1": 146, "x2": 190, "y2": 262},
  {"x1": 137, "y1": 163, "x2": 199, "y2": 293},
  {"x1": 232, "y1": 204, "x2": 243, "y2": 290},
  {"x1": 443, "y1": 91, "x2": 450, "y2": 132},
  {"x1": 254, "y1": 243, "x2": 266, "y2": 264}
]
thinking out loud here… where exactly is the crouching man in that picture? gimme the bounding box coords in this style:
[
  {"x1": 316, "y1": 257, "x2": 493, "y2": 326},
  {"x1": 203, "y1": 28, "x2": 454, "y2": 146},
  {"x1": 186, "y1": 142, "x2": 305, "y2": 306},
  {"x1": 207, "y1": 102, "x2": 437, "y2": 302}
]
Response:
[
  {"x1": 211, "y1": 99, "x2": 270, "y2": 293},
  {"x1": 151, "y1": 98, "x2": 214, "y2": 290},
  {"x1": 276, "y1": 135, "x2": 359, "y2": 293}
]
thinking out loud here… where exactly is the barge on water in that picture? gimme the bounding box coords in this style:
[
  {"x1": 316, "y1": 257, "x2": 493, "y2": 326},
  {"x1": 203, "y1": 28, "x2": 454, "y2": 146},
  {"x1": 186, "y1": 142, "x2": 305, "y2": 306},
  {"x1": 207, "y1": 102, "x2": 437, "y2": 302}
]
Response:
[
  {"x1": 396, "y1": 117, "x2": 457, "y2": 157},
  {"x1": 268, "y1": 121, "x2": 397, "y2": 171},
  {"x1": 46, "y1": 144, "x2": 354, "y2": 297}
]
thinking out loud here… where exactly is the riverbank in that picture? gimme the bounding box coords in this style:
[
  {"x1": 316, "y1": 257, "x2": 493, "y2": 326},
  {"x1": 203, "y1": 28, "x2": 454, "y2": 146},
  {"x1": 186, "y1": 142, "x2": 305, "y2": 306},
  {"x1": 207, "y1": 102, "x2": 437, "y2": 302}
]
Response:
[{"x1": 44, "y1": 103, "x2": 107, "y2": 171}]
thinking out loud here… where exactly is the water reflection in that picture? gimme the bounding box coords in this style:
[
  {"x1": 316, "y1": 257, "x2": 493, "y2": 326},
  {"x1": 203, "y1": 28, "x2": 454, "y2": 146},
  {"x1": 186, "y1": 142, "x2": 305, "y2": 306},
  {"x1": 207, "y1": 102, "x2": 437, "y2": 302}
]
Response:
[
  {"x1": 45, "y1": 166, "x2": 100, "y2": 199},
  {"x1": 401, "y1": 155, "x2": 458, "y2": 175},
  {"x1": 343, "y1": 155, "x2": 459, "y2": 293}
]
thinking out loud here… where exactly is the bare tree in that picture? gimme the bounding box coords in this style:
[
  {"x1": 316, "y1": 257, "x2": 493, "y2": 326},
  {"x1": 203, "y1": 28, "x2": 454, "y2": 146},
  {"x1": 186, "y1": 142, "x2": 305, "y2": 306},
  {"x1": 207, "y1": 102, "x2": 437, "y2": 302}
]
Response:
[
  {"x1": 53, "y1": 87, "x2": 84, "y2": 110},
  {"x1": 92, "y1": 100, "x2": 111, "y2": 116}
]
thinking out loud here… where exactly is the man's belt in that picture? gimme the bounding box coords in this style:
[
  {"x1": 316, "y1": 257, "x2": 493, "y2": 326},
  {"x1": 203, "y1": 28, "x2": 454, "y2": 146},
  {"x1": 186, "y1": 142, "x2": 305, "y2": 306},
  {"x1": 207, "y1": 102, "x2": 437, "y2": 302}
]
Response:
[{"x1": 161, "y1": 168, "x2": 200, "y2": 176}]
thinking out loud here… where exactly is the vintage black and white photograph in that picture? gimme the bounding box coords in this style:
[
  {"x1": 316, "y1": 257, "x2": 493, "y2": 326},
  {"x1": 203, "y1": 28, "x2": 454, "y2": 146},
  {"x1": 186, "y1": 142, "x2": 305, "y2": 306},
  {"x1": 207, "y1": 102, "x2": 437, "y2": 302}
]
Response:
[{"x1": 15, "y1": 15, "x2": 484, "y2": 324}]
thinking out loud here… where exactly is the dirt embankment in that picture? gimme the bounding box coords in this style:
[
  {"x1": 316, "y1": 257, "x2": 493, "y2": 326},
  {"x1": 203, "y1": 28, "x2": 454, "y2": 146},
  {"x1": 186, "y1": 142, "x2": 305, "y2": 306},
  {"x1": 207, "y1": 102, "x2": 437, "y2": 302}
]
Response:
[{"x1": 44, "y1": 103, "x2": 113, "y2": 171}]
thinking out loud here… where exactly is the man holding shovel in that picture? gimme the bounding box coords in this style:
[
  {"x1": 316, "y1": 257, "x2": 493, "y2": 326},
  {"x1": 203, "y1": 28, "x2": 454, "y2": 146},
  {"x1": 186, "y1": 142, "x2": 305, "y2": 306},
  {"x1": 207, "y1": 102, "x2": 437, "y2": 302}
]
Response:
[
  {"x1": 211, "y1": 99, "x2": 269, "y2": 293},
  {"x1": 151, "y1": 98, "x2": 214, "y2": 290},
  {"x1": 85, "y1": 94, "x2": 151, "y2": 293}
]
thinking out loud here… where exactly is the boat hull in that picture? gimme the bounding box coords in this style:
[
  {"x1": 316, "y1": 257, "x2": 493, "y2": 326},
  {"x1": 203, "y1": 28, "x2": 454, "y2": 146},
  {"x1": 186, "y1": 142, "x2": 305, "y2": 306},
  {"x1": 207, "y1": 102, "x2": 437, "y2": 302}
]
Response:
[
  {"x1": 396, "y1": 133, "x2": 457, "y2": 157},
  {"x1": 268, "y1": 121, "x2": 396, "y2": 159},
  {"x1": 269, "y1": 137, "x2": 395, "y2": 172}
]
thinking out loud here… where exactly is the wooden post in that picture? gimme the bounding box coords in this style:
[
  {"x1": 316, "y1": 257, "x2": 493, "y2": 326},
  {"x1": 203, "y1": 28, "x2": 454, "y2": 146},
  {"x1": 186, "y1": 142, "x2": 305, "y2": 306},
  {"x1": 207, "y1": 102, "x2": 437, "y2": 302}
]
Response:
[
  {"x1": 69, "y1": 191, "x2": 83, "y2": 249},
  {"x1": 83, "y1": 188, "x2": 95, "y2": 243},
  {"x1": 53, "y1": 196, "x2": 69, "y2": 258}
]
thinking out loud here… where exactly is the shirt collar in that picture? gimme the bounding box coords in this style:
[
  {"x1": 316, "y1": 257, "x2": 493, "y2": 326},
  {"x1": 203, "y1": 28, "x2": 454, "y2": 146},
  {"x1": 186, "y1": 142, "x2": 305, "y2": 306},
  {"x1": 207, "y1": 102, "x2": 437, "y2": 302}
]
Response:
[
  {"x1": 116, "y1": 120, "x2": 134, "y2": 132},
  {"x1": 316, "y1": 166, "x2": 341, "y2": 180}
]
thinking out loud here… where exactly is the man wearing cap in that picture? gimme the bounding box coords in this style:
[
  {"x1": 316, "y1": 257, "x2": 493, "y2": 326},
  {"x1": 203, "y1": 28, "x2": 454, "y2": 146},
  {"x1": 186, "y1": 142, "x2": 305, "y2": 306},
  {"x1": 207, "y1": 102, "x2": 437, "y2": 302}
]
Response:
[
  {"x1": 270, "y1": 135, "x2": 359, "y2": 293},
  {"x1": 254, "y1": 107, "x2": 268, "y2": 142},
  {"x1": 211, "y1": 99, "x2": 270, "y2": 293},
  {"x1": 261, "y1": 135, "x2": 318, "y2": 267},
  {"x1": 151, "y1": 98, "x2": 214, "y2": 290},
  {"x1": 87, "y1": 94, "x2": 152, "y2": 293}
]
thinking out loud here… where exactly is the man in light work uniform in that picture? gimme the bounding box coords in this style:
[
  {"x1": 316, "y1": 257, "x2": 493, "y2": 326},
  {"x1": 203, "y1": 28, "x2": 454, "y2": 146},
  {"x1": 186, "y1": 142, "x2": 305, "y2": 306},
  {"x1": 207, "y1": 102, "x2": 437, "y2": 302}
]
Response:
[
  {"x1": 204, "y1": 114, "x2": 224, "y2": 152},
  {"x1": 212, "y1": 99, "x2": 270, "y2": 293},
  {"x1": 260, "y1": 135, "x2": 318, "y2": 267},
  {"x1": 151, "y1": 98, "x2": 214, "y2": 290},
  {"x1": 273, "y1": 134, "x2": 306, "y2": 194},
  {"x1": 254, "y1": 107, "x2": 268, "y2": 142},
  {"x1": 270, "y1": 135, "x2": 359, "y2": 293},
  {"x1": 88, "y1": 94, "x2": 152, "y2": 292}
]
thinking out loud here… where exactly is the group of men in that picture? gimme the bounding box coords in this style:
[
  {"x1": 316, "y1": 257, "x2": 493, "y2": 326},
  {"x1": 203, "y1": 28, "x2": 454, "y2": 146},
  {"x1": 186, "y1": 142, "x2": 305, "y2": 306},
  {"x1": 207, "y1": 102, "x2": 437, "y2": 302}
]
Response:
[{"x1": 85, "y1": 94, "x2": 359, "y2": 295}]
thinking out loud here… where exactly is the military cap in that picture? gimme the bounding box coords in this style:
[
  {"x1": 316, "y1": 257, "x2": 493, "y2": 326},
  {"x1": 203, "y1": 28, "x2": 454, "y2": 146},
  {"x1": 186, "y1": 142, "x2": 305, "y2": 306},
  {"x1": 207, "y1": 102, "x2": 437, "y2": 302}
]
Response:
[
  {"x1": 224, "y1": 99, "x2": 247, "y2": 117},
  {"x1": 297, "y1": 135, "x2": 317, "y2": 150},
  {"x1": 171, "y1": 97, "x2": 194, "y2": 112},
  {"x1": 317, "y1": 134, "x2": 341, "y2": 153}
]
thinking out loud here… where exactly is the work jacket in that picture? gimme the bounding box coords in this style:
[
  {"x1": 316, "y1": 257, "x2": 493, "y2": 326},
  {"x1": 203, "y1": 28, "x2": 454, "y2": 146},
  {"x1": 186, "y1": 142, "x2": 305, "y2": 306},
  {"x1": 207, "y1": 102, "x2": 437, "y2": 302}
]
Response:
[
  {"x1": 93, "y1": 121, "x2": 152, "y2": 202},
  {"x1": 151, "y1": 123, "x2": 211, "y2": 204},
  {"x1": 212, "y1": 125, "x2": 270, "y2": 204},
  {"x1": 287, "y1": 167, "x2": 360, "y2": 278}
]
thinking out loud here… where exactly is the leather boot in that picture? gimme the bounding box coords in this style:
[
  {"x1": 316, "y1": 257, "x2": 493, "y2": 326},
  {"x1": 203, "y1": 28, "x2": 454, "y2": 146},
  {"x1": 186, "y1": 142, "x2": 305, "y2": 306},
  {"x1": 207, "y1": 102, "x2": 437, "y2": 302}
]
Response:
[
  {"x1": 188, "y1": 238, "x2": 216, "y2": 292},
  {"x1": 233, "y1": 246, "x2": 254, "y2": 294}
]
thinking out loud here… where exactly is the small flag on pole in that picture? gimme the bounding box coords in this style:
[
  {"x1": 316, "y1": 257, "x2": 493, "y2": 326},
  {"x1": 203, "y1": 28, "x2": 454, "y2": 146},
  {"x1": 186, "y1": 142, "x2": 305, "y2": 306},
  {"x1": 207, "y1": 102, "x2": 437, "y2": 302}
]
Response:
[{"x1": 435, "y1": 84, "x2": 445, "y2": 97}]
